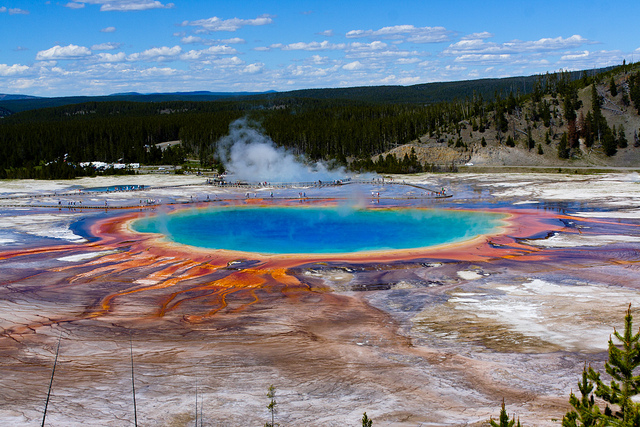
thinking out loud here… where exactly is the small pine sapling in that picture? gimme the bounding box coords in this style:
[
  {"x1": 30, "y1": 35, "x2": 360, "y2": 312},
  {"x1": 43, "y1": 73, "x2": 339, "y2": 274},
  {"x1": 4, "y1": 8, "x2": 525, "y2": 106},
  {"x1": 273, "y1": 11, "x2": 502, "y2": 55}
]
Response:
[
  {"x1": 362, "y1": 412, "x2": 373, "y2": 427},
  {"x1": 490, "y1": 399, "x2": 521, "y2": 427},
  {"x1": 265, "y1": 384, "x2": 278, "y2": 427}
]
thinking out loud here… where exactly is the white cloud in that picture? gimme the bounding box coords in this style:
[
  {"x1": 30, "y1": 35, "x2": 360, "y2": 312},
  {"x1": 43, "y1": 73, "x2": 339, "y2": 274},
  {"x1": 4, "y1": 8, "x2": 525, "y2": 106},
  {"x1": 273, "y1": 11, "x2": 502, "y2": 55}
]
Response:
[
  {"x1": 182, "y1": 14, "x2": 273, "y2": 32},
  {"x1": 1, "y1": 7, "x2": 29, "y2": 14},
  {"x1": 36, "y1": 61, "x2": 58, "y2": 68},
  {"x1": 221, "y1": 38, "x2": 245, "y2": 45},
  {"x1": 349, "y1": 41, "x2": 388, "y2": 51},
  {"x1": 127, "y1": 45, "x2": 182, "y2": 61},
  {"x1": 65, "y1": 2, "x2": 85, "y2": 9},
  {"x1": 181, "y1": 36, "x2": 245, "y2": 46},
  {"x1": 269, "y1": 40, "x2": 410, "y2": 59},
  {"x1": 506, "y1": 35, "x2": 591, "y2": 52},
  {"x1": 560, "y1": 50, "x2": 590, "y2": 61},
  {"x1": 95, "y1": 52, "x2": 127, "y2": 62},
  {"x1": 417, "y1": 60, "x2": 437, "y2": 68},
  {"x1": 280, "y1": 41, "x2": 346, "y2": 51},
  {"x1": 180, "y1": 45, "x2": 237, "y2": 61},
  {"x1": 318, "y1": 30, "x2": 334, "y2": 37},
  {"x1": 101, "y1": 26, "x2": 116, "y2": 33},
  {"x1": 345, "y1": 42, "x2": 415, "y2": 61},
  {"x1": 557, "y1": 49, "x2": 625, "y2": 70},
  {"x1": 346, "y1": 25, "x2": 451, "y2": 43},
  {"x1": 140, "y1": 66, "x2": 178, "y2": 76},
  {"x1": 397, "y1": 76, "x2": 421, "y2": 85},
  {"x1": 309, "y1": 55, "x2": 328, "y2": 65},
  {"x1": 454, "y1": 54, "x2": 512, "y2": 64},
  {"x1": 91, "y1": 42, "x2": 122, "y2": 50},
  {"x1": 181, "y1": 36, "x2": 203, "y2": 44},
  {"x1": 73, "y1": 0, "x2": 174, "y2": 12},
  {"x1": 211, "y1": 56, "x2": 244, "y2": 66},
  {"x1": 462, "y1": 31, "x2": 493, "y2": 40},
  {"x1": 444, "y1": 34, "x2": 591, "y2": 56},
  {"x1": 397, "y1": 58, "x2": 420, "y2": 64},
  {"x1": 242, "y1": 63, "x2": 264, "y2": 74},
  {"x1": 343, "y1": 61, "x2": 364, "y2": 71},
  {"x1": 287, "y1": 65, "x2": 332, "y2": 78},
  {"x1": 0, "y1": 63, "x2": 30, "y2": 76},
  {"x1": 36, "y1": 44, "x2": 92, "y2": 60}
]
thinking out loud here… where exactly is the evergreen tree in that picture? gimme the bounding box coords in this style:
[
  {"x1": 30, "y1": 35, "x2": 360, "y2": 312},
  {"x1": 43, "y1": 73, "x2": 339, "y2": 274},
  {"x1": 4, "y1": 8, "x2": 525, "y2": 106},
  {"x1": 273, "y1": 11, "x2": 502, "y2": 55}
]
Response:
[
  {"x1": 568, "y1": 119, "x2": 579, "y2": 149},
  {"x1": 618, "y1": 125, "x2": 628, "y2": 149},
  {"x1": 558, "y1": 132, "x2": 570, "y2": 159},
  {"x1": 265, "y1": 385, "x2": 278, "y2": 427},
  {"x1": 495, "y1": 104, "x2": 509, "y2": 133},
  {"x1": 588, "y1": 304, "x2": 640, "y2": 424},
  {"x1": 592, "y1": 84, "x2": 602, "y2": 116},
  {"x1": 562, "y1": 365, "x2": 602, "y2": 427},
  {"x1": 541, "y1": 100, "x2": 552, "y2": 127},
  {"x1": 628, "y1": 72, "x2": 640, "y2": 113},
  {"x1": 565, "y1": 95, "x2": 577, "y2": 122},
  {"x1": 362, "y1": 412, "x2": 373, "y2": 427},
  {"x1": 602, "y1": 127, "x2": 618, "y2": 156},
  {"x1": 610, "y1": 76, "x2": 618, "y2": 97},
  {"x1": 584, "y1": 111, "x2": 595, "y2": 148},
  {"x1": 490, "y1": 399, "x2": 521, "y2": 427},
  {"x1": 527, "y1": 127, "x2": 535, "y2": 150}
]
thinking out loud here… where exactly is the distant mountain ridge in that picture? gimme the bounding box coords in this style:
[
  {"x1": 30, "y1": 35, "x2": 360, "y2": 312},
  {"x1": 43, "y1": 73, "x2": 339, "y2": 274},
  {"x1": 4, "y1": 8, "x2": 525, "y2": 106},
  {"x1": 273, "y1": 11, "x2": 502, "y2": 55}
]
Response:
[
  {"x1": 0, "y1": 90, "x2": 279, "y2": 114},
  {"x1": 0, "y1": 66, "x2": 616, "y2": 115},
  {"x1": 0, "y1": 94, "x2": 41, "y2": 101}
]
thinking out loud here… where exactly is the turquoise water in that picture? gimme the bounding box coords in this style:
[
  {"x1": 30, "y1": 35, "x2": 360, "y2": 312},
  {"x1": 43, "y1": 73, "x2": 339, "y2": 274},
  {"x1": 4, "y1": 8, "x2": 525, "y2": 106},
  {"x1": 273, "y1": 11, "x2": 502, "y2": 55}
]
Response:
[{"x1": 132, "y1": 206, "x2": 505, "y2": 254}]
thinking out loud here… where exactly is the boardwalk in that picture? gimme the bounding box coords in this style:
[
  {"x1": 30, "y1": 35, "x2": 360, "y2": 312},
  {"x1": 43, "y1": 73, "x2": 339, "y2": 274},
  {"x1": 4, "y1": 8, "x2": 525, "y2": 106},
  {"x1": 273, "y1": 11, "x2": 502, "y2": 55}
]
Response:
[{"x1": 0, "y1": 178, "x2": 451, "y2": 210}]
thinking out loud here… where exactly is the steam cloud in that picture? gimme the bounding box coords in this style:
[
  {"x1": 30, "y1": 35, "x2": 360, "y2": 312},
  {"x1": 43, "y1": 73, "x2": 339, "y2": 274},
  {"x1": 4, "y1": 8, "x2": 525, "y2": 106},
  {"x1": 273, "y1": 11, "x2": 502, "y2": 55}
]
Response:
[{"x1": 216, "y1": 118, "x2": 348, "y2": 183}]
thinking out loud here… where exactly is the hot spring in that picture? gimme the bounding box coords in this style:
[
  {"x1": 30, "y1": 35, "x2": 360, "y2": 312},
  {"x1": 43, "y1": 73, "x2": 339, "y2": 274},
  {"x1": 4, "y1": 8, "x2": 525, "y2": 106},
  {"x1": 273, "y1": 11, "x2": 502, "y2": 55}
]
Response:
[{"x1": 132, "y1": 206, "x2": 506, "y2": 255}]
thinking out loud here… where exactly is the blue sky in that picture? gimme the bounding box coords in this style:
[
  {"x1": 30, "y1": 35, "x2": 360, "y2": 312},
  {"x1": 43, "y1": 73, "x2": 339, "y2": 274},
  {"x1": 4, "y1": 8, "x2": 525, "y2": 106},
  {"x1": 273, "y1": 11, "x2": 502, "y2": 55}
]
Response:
[{"x1": 1, "y1": 0, "x2": 639, "y2": 97}]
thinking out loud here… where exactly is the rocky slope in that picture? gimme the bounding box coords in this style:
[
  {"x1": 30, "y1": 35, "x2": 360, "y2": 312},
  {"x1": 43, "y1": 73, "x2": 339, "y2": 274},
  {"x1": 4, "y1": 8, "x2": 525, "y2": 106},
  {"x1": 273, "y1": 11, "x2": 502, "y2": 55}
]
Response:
[{"x1": 383, "y1": 69, "x2": 640, "y2": 169}]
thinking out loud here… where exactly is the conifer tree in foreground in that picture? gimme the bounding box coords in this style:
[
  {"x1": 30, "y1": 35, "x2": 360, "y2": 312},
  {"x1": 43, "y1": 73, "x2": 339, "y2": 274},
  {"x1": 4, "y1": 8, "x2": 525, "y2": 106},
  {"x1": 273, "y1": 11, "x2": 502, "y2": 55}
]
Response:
[
  {"x1": 498, "y1": 306, "x2": 640, "y2": 426},
  {"x1": 587, "y1": 304, "x2": 640, "y2": 425},
  {"x1": 490, "y1": 399, "x2": 521, "y2": 427},
  {"x1": 561, "y1": 305, "x2": 640, "y2": 426},
  {"x1": 362, "y1": 411, "x2": 373, "y2": 427},
  {"x1": 562, "y1": 365, "x2": 602, "y2": 426}
]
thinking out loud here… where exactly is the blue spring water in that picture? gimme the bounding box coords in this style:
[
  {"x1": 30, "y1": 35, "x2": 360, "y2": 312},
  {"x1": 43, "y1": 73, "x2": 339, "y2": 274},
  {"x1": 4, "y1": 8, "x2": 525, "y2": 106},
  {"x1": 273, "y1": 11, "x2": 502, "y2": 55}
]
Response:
[{"x1": 132, "y1": 206, "x2": 506, "y2": 254}]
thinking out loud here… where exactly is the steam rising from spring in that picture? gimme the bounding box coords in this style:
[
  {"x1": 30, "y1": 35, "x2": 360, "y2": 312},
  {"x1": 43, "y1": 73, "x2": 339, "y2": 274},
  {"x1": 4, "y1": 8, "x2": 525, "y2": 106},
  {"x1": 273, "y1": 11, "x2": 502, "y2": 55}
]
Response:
[{"x1": 216, "y1": 118, "x2": 347, "y2": 183}]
